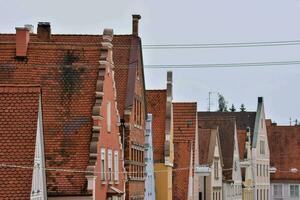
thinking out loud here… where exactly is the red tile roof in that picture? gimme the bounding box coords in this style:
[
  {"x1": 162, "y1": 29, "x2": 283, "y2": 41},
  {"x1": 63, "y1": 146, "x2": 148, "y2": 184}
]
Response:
[
  {"x1": 198, "y1": 113, "x2": 236, "y2": 180},
  {"x1": 267, "y1": 124, "x2": 300, "y2": 181},
  {"x1": 173, "y1": 102, "x2": 197, "y2": 200},
  {"x1": 237, "y1": 130, "x2": 247, "y2": 160},
  {"x1": 0, "y1": 85, "x2": 40, "y2": 199},
  {"x1": 199, "y1": 128, "x2": 215, "y2": 165},
  {"x1": 0, "y1": 32, "x2": 133, "y2": 196},
  {"x1": 173, "y1": 142, "x2": 192, "y2": 200},
  {"x1": 146, "y1": 90, "x2": 167, "y2": 162}
]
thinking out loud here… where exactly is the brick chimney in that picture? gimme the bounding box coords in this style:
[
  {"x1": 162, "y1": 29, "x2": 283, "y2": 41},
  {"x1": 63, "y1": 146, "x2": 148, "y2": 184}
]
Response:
[
  {"x1": 15, "y1": 27, "x2": 30, "y2": 57},
  {"x1": 132, "y1": 14, "x2": 141, "y2": 36},
  {"x1": 37, "y1": 22, "x2": 51, "y2": 41}
]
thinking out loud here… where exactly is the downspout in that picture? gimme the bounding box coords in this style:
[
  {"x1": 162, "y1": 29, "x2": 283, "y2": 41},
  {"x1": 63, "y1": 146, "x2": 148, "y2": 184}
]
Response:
[{"x1": 204, "y1": 176, "x2": 206, "y2": 200}]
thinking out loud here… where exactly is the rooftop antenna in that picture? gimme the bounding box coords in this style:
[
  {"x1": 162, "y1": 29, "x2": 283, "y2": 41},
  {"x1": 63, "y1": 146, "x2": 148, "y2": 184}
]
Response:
[{"x1": 207, "y1": 91, "x2": 216, "y2": 112}]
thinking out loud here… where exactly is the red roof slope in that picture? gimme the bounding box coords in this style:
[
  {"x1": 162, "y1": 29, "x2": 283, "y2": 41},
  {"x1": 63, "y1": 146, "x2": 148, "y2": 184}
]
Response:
[
  {"x1": 199, "y1": 129, "x2": 216, "y2": 165},
  {"x1": 0, "y1": 85, "x2": 40, "y2": 199},
  {"x1": 173, "y1": 102, "x2": 197, "y2": 200},
  {"x1": 173, "y1": 142, "x2": 192, "y2": 200},
  {"x1": 146, "y1": 90, "x2": 167, "y2": 162},
  {"x1": 237, "y1": 130, "x2": 247, "y2": 160},
  {"x1": 267, "y1": 124, "x2": 300, "y2": 182},
  {"x1": 0, "y1": 30, "x2": 138, "y2": 195}
]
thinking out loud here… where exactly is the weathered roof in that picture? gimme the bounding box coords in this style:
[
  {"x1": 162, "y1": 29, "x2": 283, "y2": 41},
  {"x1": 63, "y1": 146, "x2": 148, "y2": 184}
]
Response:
[
  {"x1": 0, "y1": 32, "x2": 118, "y2": 196},
  {"x1": 146, "y1": 90, "x2": 167, "y2": 163},
  {"x1": 198, "y1": 112, "x2": 256, "y2": 132},
  {"x1": 0, "y1": 85, "x2": 40, "y2": 199},
  {"x1": 199, "y1": 128, "x2": 217, "y2": 165},
  {"x1": 173, "y1": 102, "x2": 197, "y2": 200},
  {"x1": 267, "y1": 124, "x2": 300, "y2": 181},
  {"x1": 198, "y1": 113, "x2": 236, "y2": 180}
]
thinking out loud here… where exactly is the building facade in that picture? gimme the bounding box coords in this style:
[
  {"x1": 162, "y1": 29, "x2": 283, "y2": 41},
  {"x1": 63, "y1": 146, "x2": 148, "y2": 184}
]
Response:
[
  {"x1": 198, "y1": 128, "x2": 223, "y2": 200},
  {"x1": 252, "y1": 97, "x2": 270, "y2": 200},
  {"x1": 172, "y1": 102, "x2": 199, "y2": 200},
  {"x1": 0, "y1": 23, "x2": 126, "y2": 199},
  {"x1": 146, "y1": 71, "x2": 174, "y2": 200},
  {"x1": 113, "y1": 15, "x2": 147, "y2": 200},
  {"x1": 198, "y1": 114, "x2": 243, "y2": 200},
  {"x1": 267, "y1": 122, "x2": 300, "y2": 200},
  {"x1": 144, "y1": 114, "x2": 156, "y2": 200}
]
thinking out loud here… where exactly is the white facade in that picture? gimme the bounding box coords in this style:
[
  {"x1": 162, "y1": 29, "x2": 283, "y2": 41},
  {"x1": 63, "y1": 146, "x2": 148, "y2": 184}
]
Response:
[
  {"x1": 252, "y1": 97, "x2": 270, "y2": 200},
  {"x1": 31, "y1": 96, "x2": 47, "y2": 200},
  {"x1": 223, "y1": 123, "x2": 243, "y2": 200},
  {"x1": 270, "y1": 183, "x2": 300, "y2": 200},
  {"x1": 144, "y1": 114, "x2": 156, "y2": 200}
]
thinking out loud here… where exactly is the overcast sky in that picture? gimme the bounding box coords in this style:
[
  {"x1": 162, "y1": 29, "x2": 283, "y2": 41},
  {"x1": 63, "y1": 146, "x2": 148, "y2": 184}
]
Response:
[{"x1": 1, "y1": 0, "x2": 300, "y2": 124}]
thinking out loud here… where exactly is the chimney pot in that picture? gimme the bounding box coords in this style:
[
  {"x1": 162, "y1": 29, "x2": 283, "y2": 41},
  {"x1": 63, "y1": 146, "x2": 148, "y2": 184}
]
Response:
[
  {"x1": 15, "y1": 27, "x2": 30, "y2": 57},
  {"x1": 258, "y1": 97, "x2": 263, "y2": 103},
  {"x1": 24, "y1": 24, "x2": 34, "y2": 33},
  {"x1": 37, "y1": 22, "x2": 51, "y2": 41},
  {"x1": 132, "y1": 14, "x2": 141, "y2": 36}
]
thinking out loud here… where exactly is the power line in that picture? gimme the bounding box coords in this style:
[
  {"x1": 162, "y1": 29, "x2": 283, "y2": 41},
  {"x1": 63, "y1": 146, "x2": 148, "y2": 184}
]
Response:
[
  {"x1": 144, "y1": 60, "x2": 300, "y2": 69},
  {"x1": 142, "y1": 40, "x2": 300, "y2": 49},
  {"x1": 1, "y1": 60, "x2": 300, "y2": 69}
]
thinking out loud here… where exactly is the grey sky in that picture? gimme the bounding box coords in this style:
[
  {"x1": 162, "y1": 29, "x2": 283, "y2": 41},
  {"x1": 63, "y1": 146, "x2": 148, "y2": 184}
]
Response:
[{"x1": 1, "y1": 0, "x2": 300, "y2": 124}]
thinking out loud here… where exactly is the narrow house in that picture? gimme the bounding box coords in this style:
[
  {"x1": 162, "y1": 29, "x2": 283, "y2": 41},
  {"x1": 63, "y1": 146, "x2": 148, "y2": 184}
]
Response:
[
  {"x1": 198, "y1": 126, "x2": 223, "y2": 200},
  {"x1": 198, "y1": 115, "x2": 243, "y2": 200},
  {"x1": 267, "y1": 122, "x2": 300, "y2": 200},
  {"x1": 0, "y1": 85, "x2": 47, "y2": 199},
  {"x1": 172, "y1": 102, "x2": 199, "y2": 200},
  {"x1": 113, "y1": 15, "x2": 147, "y2": 200},
  {"x1": 146, "y1": 71, "x2": 174, "y2": 200},
  {"x1": 144, "y1": 114, "x2": 156, "y2": 200}
]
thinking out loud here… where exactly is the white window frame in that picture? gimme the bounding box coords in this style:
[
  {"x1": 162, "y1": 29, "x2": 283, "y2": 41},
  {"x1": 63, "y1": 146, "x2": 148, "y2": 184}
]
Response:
[
  {"x1": 101, "y1": 148, "x2": 106, "y2": 181},
  {"x1": 273, "y1": 184, "x2": 283, "y2": 197},
  {"x1": 290, "y1": 184, "x2": 299, "y2": 197},
  {"x1": 107, "y1": 101, "x2": 111, "y2": 133},
  {"x1": 107, "y1": 149, "x2": 113, "y2": 181},
  {"x1": 114, "y1": 150, "x2": 119, "y2": 181}
]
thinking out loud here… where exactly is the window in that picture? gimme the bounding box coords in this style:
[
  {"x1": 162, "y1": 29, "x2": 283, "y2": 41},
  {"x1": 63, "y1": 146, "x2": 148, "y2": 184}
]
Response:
[
  {"x1": 134, "y1": 97, "x2": 142, "y2": 126},
  {"x1": 290, "y1": 185, "x2": 299, "y2": 197},
  {"x1": 114, "y1": 151, "x2": 119, "y2": 181},
  {"x1": 260, "y1": 140, "x2": 265, "y2": 155},
  {"x1": 107, "y1": 101, "x2": 111, "y2": 132},
  {"x1": 108, "y1": 149, "x2": 112, "y2": 181},
  {"x1": 274, "y1": 184, "x2": 283, "y2": 197},
  {"x1": 101, "y1": 148, "x2": 106, "y2": 181},
  {"x1": 214, "y1": 158, "x2": 219, "y2": 180},
  {"x1": 257, "y1": 165, "x2": 259, "y2": 176}
]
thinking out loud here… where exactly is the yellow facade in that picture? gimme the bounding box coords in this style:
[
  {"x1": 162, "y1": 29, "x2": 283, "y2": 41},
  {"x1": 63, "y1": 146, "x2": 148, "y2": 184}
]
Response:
[{"x1": 154, "y1": 163, "x2": 172, "y2": 200}]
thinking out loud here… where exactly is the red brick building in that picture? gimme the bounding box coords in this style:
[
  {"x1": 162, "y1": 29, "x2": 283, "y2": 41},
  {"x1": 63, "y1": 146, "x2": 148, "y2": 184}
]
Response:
[
  {"x1": 146, "y1": 71, "x2": 174, "y2": 200},
  {"x1": 173, "y1": 102, "x2": 198, "y2": 200},
  {"x1": 112, "y1": 15, "x2": 147, "y2": 200},
  {"x1": 267, "y1": 122, "x2": 300, "y2": 199},
  {"x1": 0, "y1": 23, "x2": 126, "y2": 199}
]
